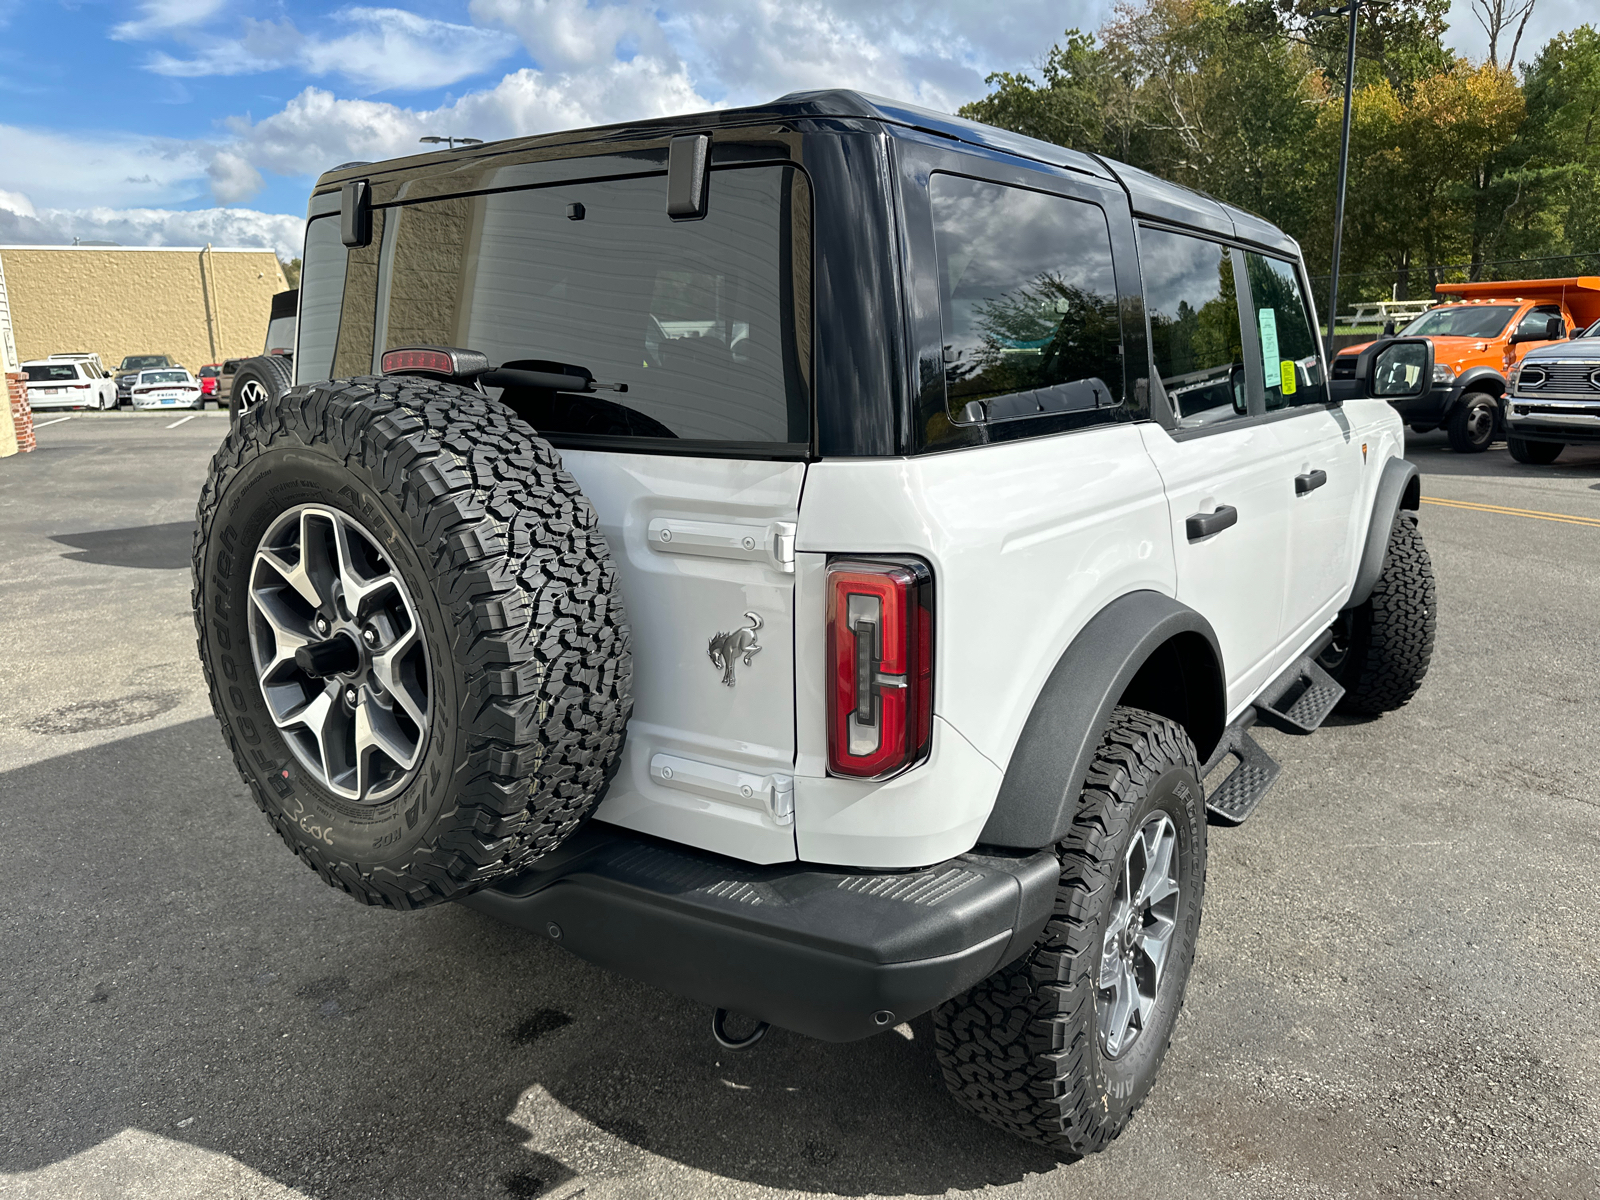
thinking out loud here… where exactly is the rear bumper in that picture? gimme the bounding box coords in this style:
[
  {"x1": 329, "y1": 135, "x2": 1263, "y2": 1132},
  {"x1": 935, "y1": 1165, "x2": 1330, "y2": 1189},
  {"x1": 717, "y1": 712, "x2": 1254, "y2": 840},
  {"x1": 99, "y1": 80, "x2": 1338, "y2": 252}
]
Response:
[{"x1": 461, "y1": 823, "x2": 1059, "y2": 1041}]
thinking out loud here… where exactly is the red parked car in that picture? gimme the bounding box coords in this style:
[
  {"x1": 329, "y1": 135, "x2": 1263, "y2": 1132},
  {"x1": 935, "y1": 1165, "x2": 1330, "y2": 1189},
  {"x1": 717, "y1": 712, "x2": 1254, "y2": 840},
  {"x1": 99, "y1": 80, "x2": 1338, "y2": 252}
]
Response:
[{"x1": 197, "y1": 364, "x2": 222, "y2": 399}]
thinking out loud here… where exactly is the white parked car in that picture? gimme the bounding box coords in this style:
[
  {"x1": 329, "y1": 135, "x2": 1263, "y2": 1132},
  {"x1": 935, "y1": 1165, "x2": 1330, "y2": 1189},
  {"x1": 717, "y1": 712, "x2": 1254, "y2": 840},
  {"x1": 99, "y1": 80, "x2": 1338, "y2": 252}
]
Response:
[
  {"x1": 21, "y1": 359, "x2": 118, "y2": 410},
  {"x1": 130, "y1": 367, "x2": 203, "y2": 410}
]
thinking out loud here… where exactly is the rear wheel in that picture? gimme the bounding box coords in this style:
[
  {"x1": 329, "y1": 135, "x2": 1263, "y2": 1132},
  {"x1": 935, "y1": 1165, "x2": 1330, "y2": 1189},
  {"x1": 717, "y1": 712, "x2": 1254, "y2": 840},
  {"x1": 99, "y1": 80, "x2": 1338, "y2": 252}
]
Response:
[
  {"x1": 194, "y1": 375, "x2": 633, "y2": 908},
  {"x1": 230, "y1": 355, "x2": 293, "y2": 425},
  {"x1": 933, "y1": 708, "x2": 1205, "y2": 1155},
  {"x1": 1508, "y1": 436, "x2": 1563, "y2": 465},
  {"x1": 1445, "y1": 392, "x2": 1498, "y2": 453}
]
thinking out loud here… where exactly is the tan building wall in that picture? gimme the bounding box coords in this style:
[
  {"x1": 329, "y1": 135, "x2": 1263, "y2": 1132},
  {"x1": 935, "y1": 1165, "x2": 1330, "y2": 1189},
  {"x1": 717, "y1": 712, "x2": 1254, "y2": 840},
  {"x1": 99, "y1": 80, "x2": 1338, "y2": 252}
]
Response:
[{"x1": 0, "y1": 245, "x2": 289, "y2": 373}]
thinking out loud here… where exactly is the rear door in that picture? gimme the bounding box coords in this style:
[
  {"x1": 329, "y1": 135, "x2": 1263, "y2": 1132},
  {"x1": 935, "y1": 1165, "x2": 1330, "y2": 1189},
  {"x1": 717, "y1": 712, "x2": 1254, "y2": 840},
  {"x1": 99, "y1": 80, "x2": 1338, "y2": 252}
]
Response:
[
  {"x1": 1135, "y1": 228, "x2": 1294, "y2": 713},
  {"x1": 373, "y1": 161, "x2": 813, "y2": 862}
]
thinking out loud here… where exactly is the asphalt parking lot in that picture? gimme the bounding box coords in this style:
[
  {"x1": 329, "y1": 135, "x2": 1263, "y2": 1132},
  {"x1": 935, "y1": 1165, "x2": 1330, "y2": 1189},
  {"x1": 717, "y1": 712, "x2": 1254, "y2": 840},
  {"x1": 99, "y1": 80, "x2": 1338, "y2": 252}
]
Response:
[{"x1": 1, "y1": 411, "x2": 1596, "y2": 1200}]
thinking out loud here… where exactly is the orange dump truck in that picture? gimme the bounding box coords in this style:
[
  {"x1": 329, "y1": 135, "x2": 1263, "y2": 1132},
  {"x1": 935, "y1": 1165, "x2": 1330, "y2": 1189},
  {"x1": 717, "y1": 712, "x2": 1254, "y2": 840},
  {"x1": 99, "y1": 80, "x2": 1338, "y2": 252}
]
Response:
[{"x1": 1331, "y1": 277, "x2": 1600, "y2": 453}]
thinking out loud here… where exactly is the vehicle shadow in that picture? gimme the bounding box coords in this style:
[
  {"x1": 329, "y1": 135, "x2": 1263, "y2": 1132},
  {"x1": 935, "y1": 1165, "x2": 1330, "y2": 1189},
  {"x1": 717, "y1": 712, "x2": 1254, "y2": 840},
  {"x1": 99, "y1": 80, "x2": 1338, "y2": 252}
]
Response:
[
  {"x1": 49, "y1": 521, "x2": 195, "y2": 570},
  {"x1": 0, "y1": 718, "x2": 1063, "y2": 1199}
]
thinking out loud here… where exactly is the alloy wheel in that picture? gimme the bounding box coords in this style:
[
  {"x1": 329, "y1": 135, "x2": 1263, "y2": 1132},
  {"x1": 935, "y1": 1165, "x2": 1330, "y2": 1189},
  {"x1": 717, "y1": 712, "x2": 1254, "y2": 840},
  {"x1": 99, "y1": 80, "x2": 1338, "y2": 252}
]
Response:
[
  {"x1": 237, "y1": 378, "x2": 268, "y2": 415},
  {"x1": 246, "y1": 504, "x2": 432, "y2": 803},
  {"x1": 1097, "y1": 812, "x2": 1182, "y2": 1059}
]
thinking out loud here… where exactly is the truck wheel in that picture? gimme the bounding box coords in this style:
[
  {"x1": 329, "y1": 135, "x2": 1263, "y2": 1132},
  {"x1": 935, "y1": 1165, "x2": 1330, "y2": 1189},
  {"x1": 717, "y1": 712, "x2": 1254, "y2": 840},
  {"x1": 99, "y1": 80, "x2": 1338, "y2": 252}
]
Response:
[
  {"x1": 1508, "y1": 437, "x2": 1562, "y2": 465},
  {"x1": 193, "y1": 375, "x2": 632, "y2": 909},
  {"x1": 1319, "y1": 513, "x2": 1435, "y2": 715},
  {"x1": 1445, "y1": 392, "x2": 1497, "y2": 453},
  {"x1": 933, "y1": 707, "x2": 1205, "y2": 1154},
  {"x1": 230, "y1": 355, "x2": 292, "y2": 425}
]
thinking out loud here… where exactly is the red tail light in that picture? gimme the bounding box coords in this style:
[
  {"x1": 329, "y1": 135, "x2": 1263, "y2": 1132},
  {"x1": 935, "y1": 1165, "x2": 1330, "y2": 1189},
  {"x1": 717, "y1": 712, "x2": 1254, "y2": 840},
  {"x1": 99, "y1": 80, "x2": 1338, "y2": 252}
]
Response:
[{"x1": 827, "y1": 557, "x2": 934, "y2": 779}]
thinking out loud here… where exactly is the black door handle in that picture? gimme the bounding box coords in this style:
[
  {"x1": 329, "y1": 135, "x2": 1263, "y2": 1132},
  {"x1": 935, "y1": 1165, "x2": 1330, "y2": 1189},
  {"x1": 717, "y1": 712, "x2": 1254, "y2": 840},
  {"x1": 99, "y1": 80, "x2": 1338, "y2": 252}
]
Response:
[
  {"x1": 1186, "y1": 505, "x2": 1238, "y2": 541},
  {"x1": 1295, "y1": 469, "x2": 1328, "y2": 495}
]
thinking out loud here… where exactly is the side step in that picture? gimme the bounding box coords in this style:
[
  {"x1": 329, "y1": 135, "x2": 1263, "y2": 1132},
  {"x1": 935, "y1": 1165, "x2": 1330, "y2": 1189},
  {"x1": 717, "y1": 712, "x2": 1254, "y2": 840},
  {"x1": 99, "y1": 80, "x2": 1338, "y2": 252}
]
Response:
[
  {"x1": 1254, "y1": 653, "x2": 1344, "y2": 735},
  {"x1": 1202, "y1": 716, "x2": 1282, "y2": 826}
]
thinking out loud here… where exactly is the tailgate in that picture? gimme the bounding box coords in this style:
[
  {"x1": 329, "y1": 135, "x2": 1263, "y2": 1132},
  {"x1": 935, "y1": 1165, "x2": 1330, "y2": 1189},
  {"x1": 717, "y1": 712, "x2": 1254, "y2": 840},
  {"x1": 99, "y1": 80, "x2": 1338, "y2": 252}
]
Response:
[{"x1": 561, "y1": 450, "x2": 804, "y2": 863}]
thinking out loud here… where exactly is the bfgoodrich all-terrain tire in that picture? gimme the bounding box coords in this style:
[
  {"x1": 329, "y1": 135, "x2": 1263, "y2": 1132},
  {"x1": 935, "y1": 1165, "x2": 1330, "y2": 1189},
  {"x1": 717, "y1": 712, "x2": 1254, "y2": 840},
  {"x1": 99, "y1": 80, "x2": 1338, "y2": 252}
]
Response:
[
  {"x1": 193, "y1": 375, "x2": 632, "y2": 909},
  {"x1": 1321, "y1": 512, "x2": 1435, "y2": 715},
  {"x1": 933, "y1": 708, "x2": 1206, "y2": 1155},
  {"x1": 229, "y1": 355, "x2": 292, "y2": 426}
]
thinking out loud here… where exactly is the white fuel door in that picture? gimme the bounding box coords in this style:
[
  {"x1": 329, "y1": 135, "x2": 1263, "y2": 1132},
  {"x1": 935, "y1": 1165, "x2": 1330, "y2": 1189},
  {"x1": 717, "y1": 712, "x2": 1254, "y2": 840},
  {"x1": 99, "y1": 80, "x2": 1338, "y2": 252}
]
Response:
[{"x1": 557, "y1": 449, "x2": 803, "y2": 862}]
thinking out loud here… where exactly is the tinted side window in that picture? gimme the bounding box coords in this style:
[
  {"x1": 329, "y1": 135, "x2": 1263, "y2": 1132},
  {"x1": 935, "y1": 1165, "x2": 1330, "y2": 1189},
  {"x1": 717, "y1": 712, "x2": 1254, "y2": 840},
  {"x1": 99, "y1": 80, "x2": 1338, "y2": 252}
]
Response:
[
  {"x1": 1243, "y1": 252, "x2": 1328, "y2": 409},
  {"x1": 296, "y1": 215, "x2": 348, "y2": 385},
  {"x1": 930, "y1": 175, "x2": 1122, "y2": 422},
  {"x1": 1140, "y1": 228, "x2": 1246, "y2": 429},
  {"x1": 1514, "y1": 305, "x2": 1563, "y2": 339},
  {"x1": 382, "y1": 166, "x2": 810, "y2": 446}
]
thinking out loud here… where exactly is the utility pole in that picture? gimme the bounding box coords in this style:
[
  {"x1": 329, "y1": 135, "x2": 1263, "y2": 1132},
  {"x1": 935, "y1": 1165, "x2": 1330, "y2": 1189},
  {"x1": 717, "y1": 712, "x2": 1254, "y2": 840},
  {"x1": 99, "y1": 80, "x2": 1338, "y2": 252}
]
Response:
[{"x1": 1318, "y1": 0, "x2": 1362, "y2": 349}]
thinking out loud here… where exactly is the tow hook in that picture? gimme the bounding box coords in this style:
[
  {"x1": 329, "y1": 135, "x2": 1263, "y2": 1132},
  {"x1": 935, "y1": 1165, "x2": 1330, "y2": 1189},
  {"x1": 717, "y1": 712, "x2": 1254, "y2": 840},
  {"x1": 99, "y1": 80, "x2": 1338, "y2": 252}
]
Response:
[{"x1": 711, "y1": 1008, "x2": 769, "y2": 1050}]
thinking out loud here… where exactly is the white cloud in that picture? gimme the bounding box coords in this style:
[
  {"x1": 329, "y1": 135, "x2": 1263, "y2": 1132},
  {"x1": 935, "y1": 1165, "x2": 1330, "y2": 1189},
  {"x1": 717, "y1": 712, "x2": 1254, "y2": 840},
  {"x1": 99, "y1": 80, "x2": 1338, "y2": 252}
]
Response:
[
  {"x1": 0, "y1": 205, "x2": 305, "y2": 260},
  {"x1": 144, "y1": 7, "x2": 522, "y2": 93},
  {"x1": 0, "y1": 123, "x2": 211, "y2": 211},
  {"x1": 113, "y1": 0, "x2": 228, "y2": 40},
  {"x1": 206, "y1": 150, "x2": 264, "y2": 204},
  {"x1": 0, "y1": 188, "x2": 34, "y2": 217},
  {"x1": 225, "y1": 57, "x2": 704, "y2": 179}
]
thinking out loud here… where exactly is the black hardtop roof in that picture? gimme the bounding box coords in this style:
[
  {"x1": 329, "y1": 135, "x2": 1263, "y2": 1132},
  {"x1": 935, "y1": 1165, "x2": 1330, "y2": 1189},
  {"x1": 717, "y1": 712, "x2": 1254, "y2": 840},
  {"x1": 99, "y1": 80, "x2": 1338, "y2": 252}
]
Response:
[{"x1": 315, "y1": 88, "x2": 1296, "y2": 255}]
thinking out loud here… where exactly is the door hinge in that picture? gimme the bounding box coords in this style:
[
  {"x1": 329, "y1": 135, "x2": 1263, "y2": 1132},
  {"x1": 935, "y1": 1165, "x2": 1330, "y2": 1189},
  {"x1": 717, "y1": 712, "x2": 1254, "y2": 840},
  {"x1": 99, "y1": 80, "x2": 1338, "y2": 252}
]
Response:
[
  {"x1": 648, "y1": 518, "x2": 797, "y2": 573},
  {"x1": 650, "y1": 753, "x2": 796, "y2": 826}
]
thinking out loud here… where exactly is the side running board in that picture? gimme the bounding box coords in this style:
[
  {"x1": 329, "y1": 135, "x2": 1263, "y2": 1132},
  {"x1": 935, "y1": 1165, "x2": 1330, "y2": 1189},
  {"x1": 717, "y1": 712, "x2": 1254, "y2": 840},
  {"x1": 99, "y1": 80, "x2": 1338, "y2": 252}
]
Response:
[
  {"x1": 1254, "y1": 653, "x2": 1344, "y2": 735},
  {"x1": 1202, "y1": 714, "x2": 1282, "y2": 826},
  {"x1": 1202, "y1": 643, "x2": 1346, "y2": 826}
]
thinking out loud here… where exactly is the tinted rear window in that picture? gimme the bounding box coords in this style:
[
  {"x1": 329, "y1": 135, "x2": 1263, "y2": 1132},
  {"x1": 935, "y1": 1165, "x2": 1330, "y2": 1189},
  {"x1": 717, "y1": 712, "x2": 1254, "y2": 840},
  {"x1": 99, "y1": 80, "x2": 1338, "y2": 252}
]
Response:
[
  {"x1": 140, "y1": 370, "x2": 188, "y2": 385},
  {"x1": 25, "y1": 364, "x2": 79, "y2": 381},
  {"x1": 379, "y1": 166, "x2": 811, "y2": 447}
]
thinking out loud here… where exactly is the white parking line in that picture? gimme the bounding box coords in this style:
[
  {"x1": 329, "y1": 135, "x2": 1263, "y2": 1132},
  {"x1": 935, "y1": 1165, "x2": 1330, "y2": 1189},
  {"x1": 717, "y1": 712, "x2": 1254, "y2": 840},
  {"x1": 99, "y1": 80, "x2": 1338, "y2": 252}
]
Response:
[
  {"x1": 165, "y1": 413, "x2": 200, "y2": 429},
  {"x1": 32, "y1": 415, "x2": 73, "y2": 428}
]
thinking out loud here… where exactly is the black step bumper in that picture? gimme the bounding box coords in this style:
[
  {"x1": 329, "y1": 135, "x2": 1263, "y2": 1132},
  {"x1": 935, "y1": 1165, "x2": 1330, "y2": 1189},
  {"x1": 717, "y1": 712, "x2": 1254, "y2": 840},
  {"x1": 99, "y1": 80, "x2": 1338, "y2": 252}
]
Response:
[{"x1": 460, "y1": 823, "x2": 1060, "y2": 1042}]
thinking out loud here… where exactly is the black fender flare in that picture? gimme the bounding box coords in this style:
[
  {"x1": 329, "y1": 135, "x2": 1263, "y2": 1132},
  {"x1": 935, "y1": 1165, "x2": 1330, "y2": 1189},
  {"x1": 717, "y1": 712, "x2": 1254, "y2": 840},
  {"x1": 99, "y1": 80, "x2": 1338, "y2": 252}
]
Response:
[
  {"x1": 1345, "y1": 456, "x2": 1420, "y2": 610},
  {"x1": 1446, "y1": 367, "x2": 1506, "y2": 413},
  {"x1": 978, "y1": 591, "x2": 1225, "y2": 850}
]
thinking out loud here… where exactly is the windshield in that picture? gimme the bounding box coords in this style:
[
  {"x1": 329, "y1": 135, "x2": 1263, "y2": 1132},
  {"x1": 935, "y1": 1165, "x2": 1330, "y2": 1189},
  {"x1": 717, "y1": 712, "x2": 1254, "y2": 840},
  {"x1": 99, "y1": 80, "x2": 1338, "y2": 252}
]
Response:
[
  {"x1": 120, "y1": 355, "x2": 169, "y2": 370},
  {"x1": 1580, "y1": 320, "x2": 1600, "y2": 339},
  {"x1": 1404, "y1": 306, "x2": 1518, "y2": 339},
  {"x1": 24, "y1": 364, "x2": 79, "y2": 382},
  {"x1": 139, "y1": 370, "x2": 189, "y2": 385}
]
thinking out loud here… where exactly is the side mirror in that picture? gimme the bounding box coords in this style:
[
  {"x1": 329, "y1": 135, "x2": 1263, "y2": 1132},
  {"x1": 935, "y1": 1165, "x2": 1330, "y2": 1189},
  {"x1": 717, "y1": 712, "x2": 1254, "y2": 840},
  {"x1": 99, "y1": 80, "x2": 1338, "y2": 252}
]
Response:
[
  {"x1": 1332, "y1": 336, "x2": 1434, "y2": 403},
  {"x1": 1382, "y1": 318, "x2": 1397, "y2": 337},
  {"x1": 1546, "y1": 316, "x2": 1565, "y2": 340}
]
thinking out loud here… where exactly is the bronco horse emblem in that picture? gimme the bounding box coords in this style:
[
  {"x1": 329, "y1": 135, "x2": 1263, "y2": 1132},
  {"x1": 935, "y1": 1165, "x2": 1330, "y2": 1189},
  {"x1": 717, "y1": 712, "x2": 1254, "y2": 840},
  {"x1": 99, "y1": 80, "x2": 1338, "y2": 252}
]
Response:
[{"x1": 708, "y1": 612, "x2": 763, "y2": 686}]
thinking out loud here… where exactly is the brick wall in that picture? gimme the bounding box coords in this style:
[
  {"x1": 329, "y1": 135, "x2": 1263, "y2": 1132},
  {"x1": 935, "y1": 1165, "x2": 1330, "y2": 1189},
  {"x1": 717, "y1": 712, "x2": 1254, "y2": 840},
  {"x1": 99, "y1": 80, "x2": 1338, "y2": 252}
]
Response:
[{"x1": 4, "y1": 371, "x2": 34, "y2": 455}]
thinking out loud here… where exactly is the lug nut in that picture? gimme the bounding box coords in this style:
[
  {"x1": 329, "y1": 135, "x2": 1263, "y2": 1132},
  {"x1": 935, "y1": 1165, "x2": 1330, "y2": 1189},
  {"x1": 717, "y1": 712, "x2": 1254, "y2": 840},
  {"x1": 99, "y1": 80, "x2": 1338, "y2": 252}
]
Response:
[
  {"x1": 362, "y1": 627, "x2": 378, "y2": 647},
  {"x1": 315, "y1": 616, "x2": 330, "y2": 635},
  {"x1": 344, "y1": 686, "x2": 359, "y2": 706}
]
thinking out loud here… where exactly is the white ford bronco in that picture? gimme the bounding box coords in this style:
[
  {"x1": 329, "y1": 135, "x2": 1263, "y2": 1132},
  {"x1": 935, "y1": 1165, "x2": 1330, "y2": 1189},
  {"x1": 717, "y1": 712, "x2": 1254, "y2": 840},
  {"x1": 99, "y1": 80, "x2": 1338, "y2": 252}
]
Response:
[{"x1": 193, "y1": 91, "x2": 1438, "y2": 1154}]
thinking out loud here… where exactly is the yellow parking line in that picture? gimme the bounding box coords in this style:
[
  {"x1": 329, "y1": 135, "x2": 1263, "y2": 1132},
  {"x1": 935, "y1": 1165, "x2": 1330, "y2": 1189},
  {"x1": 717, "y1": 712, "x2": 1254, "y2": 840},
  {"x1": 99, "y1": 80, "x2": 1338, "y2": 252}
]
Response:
[{"x1": 1421, "y1": 496, "x2": 1600, "y2": 528}]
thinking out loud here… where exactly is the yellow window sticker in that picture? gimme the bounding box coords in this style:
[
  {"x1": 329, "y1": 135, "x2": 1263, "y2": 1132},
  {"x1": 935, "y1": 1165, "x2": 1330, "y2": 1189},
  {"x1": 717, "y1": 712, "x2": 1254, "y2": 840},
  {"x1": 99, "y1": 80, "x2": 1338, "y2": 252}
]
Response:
[{"x1": 1280, "y1": 359, "x2": 1297, "y2": 395}]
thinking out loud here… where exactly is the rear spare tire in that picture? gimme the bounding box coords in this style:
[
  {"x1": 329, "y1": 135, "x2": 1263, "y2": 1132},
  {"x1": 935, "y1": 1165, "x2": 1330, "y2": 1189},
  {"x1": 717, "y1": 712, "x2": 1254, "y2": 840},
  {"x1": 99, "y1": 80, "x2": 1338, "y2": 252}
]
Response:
[
  {"x1": 230, "y1": 355, "x2": 292, "y2": 425},
  {"x1": 193, "y1": 375, "x2": 632, "y2": 908}
]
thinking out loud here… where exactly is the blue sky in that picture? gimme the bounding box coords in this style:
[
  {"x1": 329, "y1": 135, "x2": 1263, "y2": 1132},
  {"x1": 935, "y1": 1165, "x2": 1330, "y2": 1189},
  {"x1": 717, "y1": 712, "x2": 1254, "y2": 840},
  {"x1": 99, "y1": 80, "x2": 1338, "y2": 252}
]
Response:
[{"x1": 0, "y1": 0, "x2": 1589, "y2": 259}]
